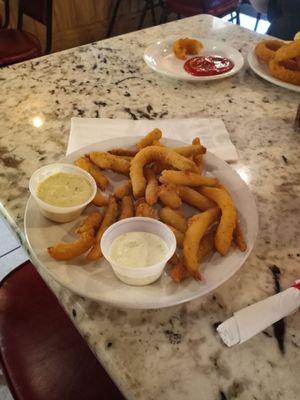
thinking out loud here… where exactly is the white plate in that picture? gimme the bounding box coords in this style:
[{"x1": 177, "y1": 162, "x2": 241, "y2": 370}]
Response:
[
  {"x1": 25, "y1": 137, "x2": 258, "y2": 309},
  {"x1": 248, "y1": 49, "x2": 300, "y2": 93},
  {"x1": 144, "y1": 37, "x2": 244, "y2": 81}
]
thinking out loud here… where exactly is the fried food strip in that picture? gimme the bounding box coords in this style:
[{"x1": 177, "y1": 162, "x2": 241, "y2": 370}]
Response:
[
  {"x1": 168, "y1": 252, "x2": 180, "y2": 265},
  {"x1": 167, "y1": 225, "x2": 184, "y2": 248},
  {"x1": 183, "y1": 207, "x2": 220, "y2": 280},
  {"x1": 173, "y1": 38, "x2": 203, "y2": 60},
  {"x1": 119, "y1": 196, "x2": 134, "y2": 220},
  {"x1": 92, "y1": 189, "x2": 108, "y2": 206},
  {"x1": 178, "y1": 186, "x2": 215, "y2": 210},
  {"x1": 114, "y1": 180, "x2": 132, "y2": 199},
  {"x1": 170, "y1": 260, "x2": 189, "y2": 283},
  {"x1": 173, "y1": 144, "x2": 206, "y2": 157},
  {"x1": 199, "y1": 187, "x2": 237, "y2": 256},
  {"x1": 198, "y1": 229, "x2": 216, "y2": 260},
  {"x1": 86, "y1": 196, "x2": 119, "y2": 260},
  {"x1": 130, "y1": 146, "x2": 197, "y2": 198},
  {"x1": 158, "y1": 184, "x2": 182, "y2": 209},
  {"x1": 75, "y1": 157, "x2": 108, "y2": 189},
  {"x1": 89, "y1": 152, "x2": 130, "y2": 175},
  {"x1": 136, "y1": 128, "x2": 162, "y2": 150},
  {"x1": 170, "y1": 229, "x2": 215, "y2": 283},
  {"x1": 233, "y1": 220, "x2": 247, "y2": 252},
  {"x1": 109, "y1": 148, "x2": 138, "y2": 157},
  {"x1": 144, "y1": 166, "x2": 159, "y2": 206},
  {"x1": 160, "y1": 170, "x2": 218, "y2": 187},
  {"x1": 159, "y1": 207, "x2": 187, "y2": 232},
  {"x1": 48, "y1": 213, "x2": 102, "y2": 261},
  {"x1": 135, "y1": 199, "x2": 158, "y2": 219},
  {"x1": 151, "y1": 162, "x2": 173, "y2": 175},
  {"x1": 269, "y1": 59, "x2": 300, "y2": 86},
  {"x1": 255, "y1": 39, "x2": 284, "y2": 64},
  {"x1": 75, "y1": 212, "x2": 103, "y2": 235},
  {"x1": 274, "y1": 39, "x2": 300, "y2": 62}
]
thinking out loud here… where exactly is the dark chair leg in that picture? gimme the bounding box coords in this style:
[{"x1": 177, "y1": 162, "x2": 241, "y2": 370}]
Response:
[
  {"x1": 149, "y1": 0, "x2": 157, "y2": 26},
  {"x1": 236, "y1": 10, "x2": 240, "y2": 25},
  {"x1": 106, "y1": 0, "x2": 122, "y2": 38},
  {"x1": 139, "y1": 0, "x2": 157, "y2": 29},
  {"x1": 138, "y1": 2, "x2": 148, "y2": 29},
  {"x1": 159, "y1": 7, "x2": 168, "y2": 24},
  {"x1": 3, "y1": 0, "x2": 10, "y2": 28},
  {"x1": 254, "y1": 12, "x2": 261, "y2": 31}
]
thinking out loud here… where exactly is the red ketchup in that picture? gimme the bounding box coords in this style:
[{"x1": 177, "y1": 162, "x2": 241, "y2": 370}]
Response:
[{"x1": 184, "y1": 55, "x2": 234, "y2": 76}]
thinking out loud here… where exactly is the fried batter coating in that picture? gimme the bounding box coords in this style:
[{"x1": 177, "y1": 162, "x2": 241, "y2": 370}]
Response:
[
  {"x1": 159, "y1": 207, "x2": 187, "y2": 232},
  {"x1": 136, "y1": 128, "x2": 162, "y2": 150},
  {"x1": 199, "y1": 187, "x2": 236, "y2": 256},
  {"x1": 48, "y1": 212, "x2": 102, "y2": 261},
  {"x1": 89, "y1": 151, "x2": 130, "y2": 175},
  {"x1": 183, "y1": 207, "x2": 220, "y2": 280},
  {"x1": 178, "y1": 186, "x2": 215, "y2": 210},
  {"x1": 158, "y1": 184, "x2": 182, "y2": 209},
  {"x1": 130, "y1": 146, "x2": 197, "y2": 198},
  {"x1": 160, "y1": 170, "x2": 218, "y2": 187},
  {"x1": 75, "y1": 157, "x2": 108, "y2": 189},
  {"x1": 173, "y1": 38, "x2": 203, "y2": 60},
  {"x1": 119, "y1": 196, "x2": 134, "y2": 220},
  {"x1": 114, "y1": 180, "x2": 132, "y2": 199},
  {"x1": 144, "y1": 166, "x2": 159, "y2": 206},
  {"x1": 86, "y1": 196, "x2": 119, "y2": 260}
]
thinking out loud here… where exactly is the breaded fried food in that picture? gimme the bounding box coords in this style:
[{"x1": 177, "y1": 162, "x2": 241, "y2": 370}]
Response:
[
  {"x1": 130, "y1": 146, "x2": 197, "y2": 198},
  {"x1": 160, "y1": 170, "x2": 218, "y2": 187},
  {"x1": 136, "y1": 128, "x2": 162, "y2": 150},
  {"x1": 144, "y1": 166, "x2": 159, "y2": 206},
  {"x1": 114, "y1": 180, "x2": 132, "y2": 199},
  {"x1": 167, "y1": 225, "x2": 184, "y2": 248},
  {"x1": 269, "y1": 58, "x2": 300, "y2": 86},
  {"x1": 173, "y1": 37, "x2": 203, "y2": 60},
  {"x1": 89, "y1": 151, "x2": 130, "y2": 175},
  {"x1": 135, "y1": 199, "x2": 158, "y2": 219},
  {"x1": 109, "y1": 148, "x2": 138, "y2": 157},
  {"x1": 75, "y1": 156, "x2": 108, "y2": 189},
  {"x1": 86, "y1": 196, "x2": 119, "y2": 260},
  {"x1": 119, "y1": 196, "x2": 134, "y2": 220},
  {"x1": 178, "y1": 186, "x2": 215, "y2": 210},
  {"x1": 158, "y1": 184, "x2": 182, "y2": 209},
  {"x1": 92, "y1": 189, "x2": 108, "y2": 207},
  {"x1": 183, "y1": 207, "x2": 220, "y2": 280},
  {"x1": 170, "y1": 259, "x2": 189, "y2": 283},
  {"x1": 173, "y1": 144, "x2": 206, "y2": 157},
  {"x1": 198, "y1": 229, "x2": 216, "y2": 261},
  {"x1": 199, "y1": 187, "x2": 237, "y2": 256},
  {"x1": 255, "y1": 39, "x2": 284, "y2": 64},
  {"x1": 159, "y1": 207, "x2": 187, "y2": 232},
  {"x1": 233, "y1": 220, "x2": 247, "y2": 252},
  {"x1": 48, "y1": 212, "x2": 102, "y2": 261}
]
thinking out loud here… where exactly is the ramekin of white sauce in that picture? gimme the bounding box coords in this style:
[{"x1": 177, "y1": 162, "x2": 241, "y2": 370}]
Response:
[
  {"x1": 29, "y1": 163, "x2": 97, "y2": 222},
  {"x1": 101, "y1": 217, "x2": 176, "y2": 286}
]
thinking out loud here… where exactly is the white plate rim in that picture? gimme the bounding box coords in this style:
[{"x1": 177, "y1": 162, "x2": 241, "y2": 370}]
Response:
[
  {"x1": 25, "y1": 136, "x2": 259, "y2": 309},
  {"x1": 247, "y1": 48, "x2": 300, "y2": 93},
  {"x1": 143, "y1": 37, "x2": 244, "y2": 82}
]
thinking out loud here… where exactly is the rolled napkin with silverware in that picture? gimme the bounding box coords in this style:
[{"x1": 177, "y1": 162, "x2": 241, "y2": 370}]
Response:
[{"x1": 217, "y1": 280, "x2": 300, "y2": 347}]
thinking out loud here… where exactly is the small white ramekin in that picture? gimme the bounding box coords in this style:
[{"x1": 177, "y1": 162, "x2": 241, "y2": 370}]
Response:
[
  {"x1": 29, "y1": 163, "x2": 97, "y2": 223},
  {"x1": 101, "y1": 217, "x2": 176, "y2": 286}
]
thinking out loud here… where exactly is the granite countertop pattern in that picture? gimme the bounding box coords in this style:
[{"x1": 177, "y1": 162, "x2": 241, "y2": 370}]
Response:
[{"x1": 1, "y1": 14, "x2": 300, "y2": 400}]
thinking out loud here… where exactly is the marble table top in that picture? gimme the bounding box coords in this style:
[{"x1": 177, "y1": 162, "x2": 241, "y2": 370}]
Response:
[{"x1": 1, "y1": 14, "x2": 300, "y2": 400}]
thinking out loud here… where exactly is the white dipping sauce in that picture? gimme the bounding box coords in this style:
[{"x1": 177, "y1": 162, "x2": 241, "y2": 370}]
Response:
[{"x1": 109, "y1": 232, "x2": 168, "y2": 268}]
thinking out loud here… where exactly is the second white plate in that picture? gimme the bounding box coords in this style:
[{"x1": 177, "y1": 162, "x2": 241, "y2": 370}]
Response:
[
  {"x1": 248, "y1": 49, "x2": 300, "y2": 93},
  {"x1": 144, "y1": 37, "x2": 244, "y2": 81}
]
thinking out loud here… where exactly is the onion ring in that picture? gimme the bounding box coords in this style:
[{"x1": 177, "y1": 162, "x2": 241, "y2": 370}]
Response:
[
  {"x1": 255, "y1": 39, "x2": 285, "y2": 64},
  {"x1": 269, "y1": 59, "x2": 300, "y2": 86}
]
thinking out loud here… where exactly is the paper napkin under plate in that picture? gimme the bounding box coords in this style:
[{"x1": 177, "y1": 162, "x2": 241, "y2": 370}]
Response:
[{"x1": 67, "y1": 117, "x2": 238, "y2": 161}]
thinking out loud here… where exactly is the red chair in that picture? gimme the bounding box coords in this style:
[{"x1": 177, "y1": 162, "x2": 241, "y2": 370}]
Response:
[
  {"x1": 0, "y1": 261, "x2": 125, "y2": 400},
  {"x1": 162, "y1": 0, "x2": 240, "y2": 22},
  {"x1": 0, "y1": 0, "x2": 52, "y2": 67}
]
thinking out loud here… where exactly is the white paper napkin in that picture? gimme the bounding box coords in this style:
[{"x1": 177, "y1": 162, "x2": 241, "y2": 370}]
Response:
[
  {"x1": 67, "y1": 117, "x2": 238, "y2": 161},
  {"x1": 217, "y1": 281, "x2": 300, "y2": 347}
]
